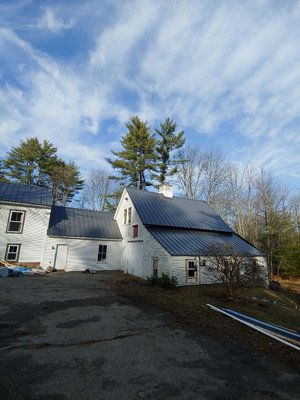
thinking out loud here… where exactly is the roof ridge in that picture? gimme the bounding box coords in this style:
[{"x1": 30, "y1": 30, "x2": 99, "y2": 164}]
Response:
[{"x1": 54, "y1": 205, "x2": 113, "y2": 214}]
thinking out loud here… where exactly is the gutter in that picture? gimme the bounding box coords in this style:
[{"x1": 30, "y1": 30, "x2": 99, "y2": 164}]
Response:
[{"x1": 207, "y1": 304, "x2": 300, "y2": 351}]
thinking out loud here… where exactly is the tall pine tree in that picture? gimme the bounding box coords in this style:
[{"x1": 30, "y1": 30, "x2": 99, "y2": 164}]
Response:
[
  {"x1": 3, "y1": 138, "x2": 57, "y2": 185},
  {"x1": 107, "y1": 116, "x2": 158, "y2": 190},
  {"x1": 154, "y1": 118, "x2": 185, "y2": 184},
  {"x1": 3, "y1": 137, "x2": 84, "y2": 205}
]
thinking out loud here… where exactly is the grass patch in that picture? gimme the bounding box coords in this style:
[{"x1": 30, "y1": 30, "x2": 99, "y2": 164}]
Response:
[{"x1": 113, "y1": 274, "x2": 300, "y2": 373}]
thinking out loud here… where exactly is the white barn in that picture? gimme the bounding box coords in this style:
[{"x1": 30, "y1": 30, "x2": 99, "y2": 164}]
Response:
[{"x1": 0, "y1": 182, "x2": 267, "y2": 285}]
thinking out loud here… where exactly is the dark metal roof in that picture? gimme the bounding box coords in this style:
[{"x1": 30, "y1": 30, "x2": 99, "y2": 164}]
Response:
[
  {"x1": 48, "y1": 206, "x2": 122, "y2": 239},
  {"x1": 0, "y1": 182, "x2": 53, "y2": 207},
  {"x1": 148, "y1": 227, "x2": 264, "y2": 257},
  {"x1": 127, "y1": 188, "x2": 234, "y2": 233}
]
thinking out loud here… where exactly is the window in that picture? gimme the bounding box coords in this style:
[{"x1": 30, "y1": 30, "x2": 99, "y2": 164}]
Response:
[
  {"x1": 7, "y1": 210, "x2": 25, "y2": 233},
  {"x1": 124, "y1": 209, "x2": 127, "y2": 224},
  {"x1": 152, "y1": 257, "x2": 158, "y2": 276},
  {"x1": 97, "y1": 245, "x2": 107, "y2": 262},
  {"x1": 133, "y1": 225, "x2": 138, "y2": 238},
  {"x1": 252, "y1": 259, "x2": 258, "y2": 278},
  {"x1": 186, "y1": 260, "x2": 197, "y2": 280},
  {"x1": 128, "y1": 207, "x2": 132, "y2": 224},
  {"x1": 5, "y1": 244, "x2": 21, "y2": 262}
]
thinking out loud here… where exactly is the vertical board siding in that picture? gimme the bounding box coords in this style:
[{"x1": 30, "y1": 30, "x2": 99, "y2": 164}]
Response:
[
  {"x1": 0, "y1": 204, "x2": 50, "y2": 264},
  {"x1": 42, "y1": 237, "x2": 122, "y2": 271}
]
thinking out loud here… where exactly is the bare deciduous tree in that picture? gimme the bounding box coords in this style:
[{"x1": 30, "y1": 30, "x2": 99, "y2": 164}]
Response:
[
  {"x1": 82, "y1": 169, "x2": 117, "y2": 211},
  {"x1": 201, "y1": 244, "x2": 265, "y2": 298}
]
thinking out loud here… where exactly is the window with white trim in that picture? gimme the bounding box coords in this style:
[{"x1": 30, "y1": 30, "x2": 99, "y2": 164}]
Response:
[
  {"x1": 97, "y1": 245, "x2": 107, "y2": 262},
  {"x1": 152, "y1": 257, "x2": 158, "y2": 276},
  {"x1": 5, "y1": 244, "x2": 21, "y2": 262},
  {"x1": 7, "y1": 211, "x2": 25, "y2": 233},
  {"x1": 128, "y1": 207, "x2": 132, "y2": 224},
  {"x1": 124, "y1": 209, "x2": 127, "y2": 224},
  {"x1": 186, "y1": 260, "x2": 197, "y2": 280}
]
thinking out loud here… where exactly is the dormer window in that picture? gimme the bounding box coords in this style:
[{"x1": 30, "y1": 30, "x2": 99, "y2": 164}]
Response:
[
  {"x1": 124, "y1": 208, "x2": 127, "y2": 224},
  {"x1": 7, "y1": 210, "x2": 25, "y2": 233}
]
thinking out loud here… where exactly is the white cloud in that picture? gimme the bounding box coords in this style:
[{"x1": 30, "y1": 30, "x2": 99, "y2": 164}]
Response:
[
  {"x1": 35, "y1": 7, "x2": 74, "y2": 34},
  {"x1": 0, "y1": 0, "x2": 300, "y2": 187}
]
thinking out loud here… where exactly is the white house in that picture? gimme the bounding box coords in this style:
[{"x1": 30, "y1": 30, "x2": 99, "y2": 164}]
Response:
[
  {"x1": 43, "y1": 206, "x2": 122, "y2": 272},
  {"x1": 0, "y1": 182, "x2": 267, "y2": 285},
  {"x1": 115, "y1": 185, "x2": 267, "y2": 286},
  {"x1": 0, "y1": 183, "x2": 52, "y2": 267}
]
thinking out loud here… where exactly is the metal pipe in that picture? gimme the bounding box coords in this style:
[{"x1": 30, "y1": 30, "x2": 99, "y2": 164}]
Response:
[{"x1": 207, "y1": 304, "x2": 300, "y2": 351}]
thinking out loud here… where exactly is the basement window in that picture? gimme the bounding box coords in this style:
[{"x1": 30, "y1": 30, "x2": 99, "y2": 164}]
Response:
[
  {"x1": 97, "y1": 245, "x2": 107, "y2": 262},
  {"x1": 7, "y1": 210, "x2": 25, "y2": 233},
  {"x1": 5, "y1": 244, "x2": 21, "y2": 262}
]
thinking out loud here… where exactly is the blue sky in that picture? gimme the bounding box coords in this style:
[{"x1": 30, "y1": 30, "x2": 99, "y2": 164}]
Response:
[{"x1": 0, "y1": 0, "x2": 300, "y2": 191}]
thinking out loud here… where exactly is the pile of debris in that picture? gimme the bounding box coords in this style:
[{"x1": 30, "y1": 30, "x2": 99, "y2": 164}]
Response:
[{"x1": 0, "y1": 260, "x2": 46, "y2": 277}]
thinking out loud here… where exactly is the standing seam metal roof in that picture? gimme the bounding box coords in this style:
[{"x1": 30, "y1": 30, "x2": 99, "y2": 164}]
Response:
[
  {"x1": 127, "y1": 188, "x2": 234, "y2": 232},
  {"x1": 47, "y1": 206, "x2": 122, "y2": 239},
  {"x1": 0, "y1": 182, "x2": 53, "y2": 207},
  {"x1": 148, "y1": 227, "x2": 264, "y2": 257}
]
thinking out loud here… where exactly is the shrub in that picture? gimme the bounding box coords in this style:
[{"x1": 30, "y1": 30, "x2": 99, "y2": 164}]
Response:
[
  {"x1": 146, "y1": 272, "x2": 178, "y2": 289},
  {"x1": 146, "y1": 274, "x2": 160, "y2": 286}
]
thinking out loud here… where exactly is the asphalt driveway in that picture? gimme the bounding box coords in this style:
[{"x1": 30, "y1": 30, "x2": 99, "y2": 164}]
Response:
[{"x1": 0, "y1": 272, "x2": 299, "y2": 400}]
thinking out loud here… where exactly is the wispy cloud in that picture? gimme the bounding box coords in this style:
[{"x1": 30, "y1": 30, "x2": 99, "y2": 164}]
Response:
[
  {"x1": 0, "y1": 0, "x2": 299, "y2": 186},
  {"x1": 34, "y1": 7, "x2": 74, "y2": 34}
]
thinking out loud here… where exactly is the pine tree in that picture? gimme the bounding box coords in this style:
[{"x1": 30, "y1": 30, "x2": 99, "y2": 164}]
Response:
[
  {"x1": 3, "y1": 137, "x2": 57, "y2": 185},
  {"x1": 3, "y1": 137, "x2": 84, "y2": 204},
  {"x1": 155, "y1": 118, "x2": 185, "y2": 184},
  {"x1": 50, "y1": 160, "x2": 84, "y2": 206},
  {"x1": 0, "y1": 160, "x2": 8, "y2": 182},
  {"x1": 107, "y1": 116, "x2": 158, "y2": 190}
]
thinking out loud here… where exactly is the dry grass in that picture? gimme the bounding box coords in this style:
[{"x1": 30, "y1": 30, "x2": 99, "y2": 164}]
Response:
[
  {"x1": 112, "y1": 274, "x2": 300, "y2": 373},
  {"x1": 275, "y1": 277, "x2": 300, "y2": 293}
]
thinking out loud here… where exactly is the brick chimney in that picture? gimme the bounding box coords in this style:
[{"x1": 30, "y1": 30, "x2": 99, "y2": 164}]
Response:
[{"x1": 158, "y1": 184, "x2": 173, "y2": 198}]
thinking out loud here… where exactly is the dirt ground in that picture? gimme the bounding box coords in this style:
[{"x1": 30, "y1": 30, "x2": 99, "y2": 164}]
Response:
[
  {"x1": 0, "y1": 271, "x2": 299, "y2": 400},
  {"x1": 113, "y1": 274, "x2": 300, "y2": 373}
]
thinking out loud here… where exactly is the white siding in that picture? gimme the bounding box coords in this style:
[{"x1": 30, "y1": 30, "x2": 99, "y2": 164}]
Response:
[
  {"x1": 171, "y1": 255, "x2": 268, "y2": 287},
  {"x1": 115, "y1": 190, "x2": 170, "y2": 278},
  {"x1": 171, "y1": 256, "x2": 229, "y2": 286},
  {"x1": 0, "y1": 203, "x2": 50, "y2": 265},
  {"x1": 143, "y1": 229, "x2": 170, "y2": 278},
  {"x1": 42, "y1": 237, "x2": 122, "y2": 271}
]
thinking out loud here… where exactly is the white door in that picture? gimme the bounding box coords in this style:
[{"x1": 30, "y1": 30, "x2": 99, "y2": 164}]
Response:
[
  {"x1": 54, "y1": 245, "x2": 68, "y2": 270},
  {"x1": 127, "y1": 242, "x2": 144, "y2": 277}
]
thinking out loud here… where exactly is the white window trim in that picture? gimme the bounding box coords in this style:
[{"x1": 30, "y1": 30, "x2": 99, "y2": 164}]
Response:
[
  {"x1": 97, "y1": 244, "x2": 107, "y2": 262},
  {"x1": 5, "y1": 244, "x2": 21, "y2": 262},
  {"x1": 7, "y1": 210, "x2": 26, "y2": 234},
  {"x1": 186, "y1": 259, "x2": 198, "y2": 282},
  {"x1": 152, "y1": 257, "x2": 159, "y2": 276}
]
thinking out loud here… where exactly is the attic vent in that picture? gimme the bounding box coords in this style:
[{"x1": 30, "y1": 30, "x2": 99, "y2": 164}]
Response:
[{"x1": 159, "y1": 184, "x2": 173, "y2": 198}]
